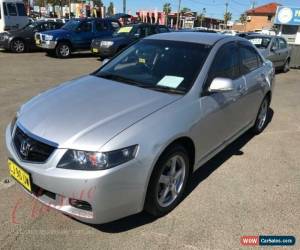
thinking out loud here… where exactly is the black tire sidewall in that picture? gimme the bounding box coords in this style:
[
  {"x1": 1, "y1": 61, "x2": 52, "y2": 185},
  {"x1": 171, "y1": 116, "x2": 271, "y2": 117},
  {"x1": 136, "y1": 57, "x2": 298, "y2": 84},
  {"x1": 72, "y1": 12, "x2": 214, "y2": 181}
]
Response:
[
  {"x1": 145, "y1": 145, "x2": 190, "y2": 217},
  {"x1": 253, "y1": 97, "x2": 270, "y2": 134}
]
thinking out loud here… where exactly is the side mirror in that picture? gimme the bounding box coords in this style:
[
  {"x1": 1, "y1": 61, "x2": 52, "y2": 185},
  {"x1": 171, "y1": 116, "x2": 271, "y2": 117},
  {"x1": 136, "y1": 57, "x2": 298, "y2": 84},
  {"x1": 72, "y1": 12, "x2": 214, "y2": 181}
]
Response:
[
  {"x1": 102, "y1": 58, "x2": 110, "y2": 65},
  {"x1": 134, "y1": 33, "x2": 140, "y2": 38},
  {"x1": 208, "y1": 78, "x2": 234, "y2": 93},
  {"x1": 271, "y1": 45, "x2": 278, "y2": 52}
]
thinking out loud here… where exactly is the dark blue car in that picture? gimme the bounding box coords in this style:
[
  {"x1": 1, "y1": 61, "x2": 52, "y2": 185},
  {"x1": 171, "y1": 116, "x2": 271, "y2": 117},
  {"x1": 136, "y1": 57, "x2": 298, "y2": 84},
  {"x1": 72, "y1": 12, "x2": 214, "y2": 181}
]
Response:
[{"x1": 35, "y1": 18, "x2": 121, "y2": 58}]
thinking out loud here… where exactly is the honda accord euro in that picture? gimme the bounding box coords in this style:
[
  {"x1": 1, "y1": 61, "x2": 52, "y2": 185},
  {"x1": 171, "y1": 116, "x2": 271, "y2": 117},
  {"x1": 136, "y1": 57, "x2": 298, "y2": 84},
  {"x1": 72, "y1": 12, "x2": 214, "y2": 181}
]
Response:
[{"x1": 6, "y1": 33, "x2": 274, "y2": 224}]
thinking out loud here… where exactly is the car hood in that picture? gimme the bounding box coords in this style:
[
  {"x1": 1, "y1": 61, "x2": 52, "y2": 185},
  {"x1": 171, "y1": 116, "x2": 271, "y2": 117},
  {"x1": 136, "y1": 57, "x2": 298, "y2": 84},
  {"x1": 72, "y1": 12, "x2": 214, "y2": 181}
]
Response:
[
  {"x1": 17, "y1": 75, "x2": 180, "y2": 151},
  {"x1": 41, "y1": 28, "x2": 71, "y2": 37},
  {"x1": 103, "y1": 35, "x2": 133, "y2": 45}
]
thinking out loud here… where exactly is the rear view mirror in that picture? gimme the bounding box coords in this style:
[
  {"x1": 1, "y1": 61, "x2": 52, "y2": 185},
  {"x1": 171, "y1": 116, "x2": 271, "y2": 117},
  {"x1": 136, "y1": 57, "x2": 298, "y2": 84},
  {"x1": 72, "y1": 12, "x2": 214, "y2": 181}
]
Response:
[{"x1": 208, "y1": 78, "x2": 234, "y2": 93}]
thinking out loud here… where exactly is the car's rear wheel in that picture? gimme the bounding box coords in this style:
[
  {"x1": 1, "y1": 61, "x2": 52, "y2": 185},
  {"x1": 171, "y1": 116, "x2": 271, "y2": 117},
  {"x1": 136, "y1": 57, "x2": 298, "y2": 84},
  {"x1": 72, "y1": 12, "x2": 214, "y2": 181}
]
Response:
[
  {"x1": 11, "y1": 39, "x2": 26, "y2": 53},
  {"x1": 145, "y1": 145, "x2": 190, "y2": 217},
  {"x1": 55, "y1": 42, "x2": 71, "y2": 58},
  {"x1": 283, "y1": 59, "x2": 290, "y2": 73},
  {"x1": 252, "y1": 96, "x2": 270, "y2": 134}
]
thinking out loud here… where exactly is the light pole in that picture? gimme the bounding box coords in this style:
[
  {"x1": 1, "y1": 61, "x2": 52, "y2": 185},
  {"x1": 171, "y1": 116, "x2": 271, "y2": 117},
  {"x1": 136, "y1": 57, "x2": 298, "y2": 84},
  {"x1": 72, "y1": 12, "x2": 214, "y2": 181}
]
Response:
[
  {"x1": 176, "y1": 0, "x2": 181, "y2": 30},
  {"x1": 123, "y1": 0, "x2": 126, "y2": 14}
]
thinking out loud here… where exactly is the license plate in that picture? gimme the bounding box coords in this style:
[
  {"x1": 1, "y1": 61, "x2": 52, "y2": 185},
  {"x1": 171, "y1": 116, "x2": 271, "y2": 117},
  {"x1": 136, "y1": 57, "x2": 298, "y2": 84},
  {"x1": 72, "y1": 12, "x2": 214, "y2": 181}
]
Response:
[
  {"x1": 35, "y1": 39, "x2": 40, "y2": 45},
  {"x1": 8, "y1": 159, "x2": 32, "y2": 192},
  {"x1": 92, "y1": 48, "x2": 98, "y2": 53}
]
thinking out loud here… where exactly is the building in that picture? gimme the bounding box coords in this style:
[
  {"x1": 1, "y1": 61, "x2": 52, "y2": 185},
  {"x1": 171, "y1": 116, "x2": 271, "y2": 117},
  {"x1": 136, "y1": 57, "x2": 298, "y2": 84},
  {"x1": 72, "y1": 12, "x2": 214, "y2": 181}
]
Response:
[{"x1": 245, "y1": 2, "x2": 280, "y2": 31}]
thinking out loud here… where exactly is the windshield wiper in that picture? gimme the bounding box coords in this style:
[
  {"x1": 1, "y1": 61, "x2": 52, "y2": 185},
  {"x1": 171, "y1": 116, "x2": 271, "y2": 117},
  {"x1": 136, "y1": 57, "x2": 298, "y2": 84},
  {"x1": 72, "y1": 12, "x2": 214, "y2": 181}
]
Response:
[
  {"x1": 96, "y1": 73, "x2": 143, "y2": 86},
  {"x1": 141, "y1": 85, "x2": 185, "y2": 95}
]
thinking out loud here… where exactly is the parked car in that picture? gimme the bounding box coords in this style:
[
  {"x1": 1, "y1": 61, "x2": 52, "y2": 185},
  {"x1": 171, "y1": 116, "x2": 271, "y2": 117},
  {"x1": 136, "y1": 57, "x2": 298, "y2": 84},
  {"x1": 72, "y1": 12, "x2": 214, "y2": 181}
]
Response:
[
  {"x1": 91, "y1": 23, "x2": 169, "y2": 58},
  {"x1": 35, "y1": 18, "x2": 121, "y2": 58},
  {"x1": 0, "y1": 20, "x2": 64, "y2": 52},
  {"x1": 236, "y1": 32, "x2": 259, "y2": 38},
  {"x1": 0, "y1": 0, "x2": 29, "y2": 32},
  {"x1": 246, "y1": 35, "x2": 291, "y2": 72},
  {"x1": 6, "y1": 33, "x2": 274, "y2": 224}
]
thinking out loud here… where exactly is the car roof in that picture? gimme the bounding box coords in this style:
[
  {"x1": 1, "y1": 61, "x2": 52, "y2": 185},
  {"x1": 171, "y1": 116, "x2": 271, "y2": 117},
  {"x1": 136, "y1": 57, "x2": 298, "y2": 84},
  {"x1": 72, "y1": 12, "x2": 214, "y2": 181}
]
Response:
[{"x1": 146, "y1": 32, "x2": 231, "y2": 45}]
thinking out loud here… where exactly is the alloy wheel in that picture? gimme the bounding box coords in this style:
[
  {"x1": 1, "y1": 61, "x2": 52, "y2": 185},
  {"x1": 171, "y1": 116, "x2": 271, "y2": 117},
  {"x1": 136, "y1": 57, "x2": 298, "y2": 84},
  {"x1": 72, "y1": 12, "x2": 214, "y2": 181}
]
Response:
[
  {"x1": 60, "y1": 44, "x2": 70, "y2": 57},
  {"x1": 257, "y1": 99, "x2": 268, "y2": 130},
  {"x1": 12, "y1": 40, "x2": 25, "y2": 53},
  {"x1": 156, "y1": 155, "x2": 186, "y2": 207}
]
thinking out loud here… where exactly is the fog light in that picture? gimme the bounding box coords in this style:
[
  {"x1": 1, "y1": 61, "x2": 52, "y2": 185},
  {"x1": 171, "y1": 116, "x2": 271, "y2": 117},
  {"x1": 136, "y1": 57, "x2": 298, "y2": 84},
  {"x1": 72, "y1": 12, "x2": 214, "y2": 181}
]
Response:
[{"x1": 69, "y1": 198, "x2": 92, "y2": 211}]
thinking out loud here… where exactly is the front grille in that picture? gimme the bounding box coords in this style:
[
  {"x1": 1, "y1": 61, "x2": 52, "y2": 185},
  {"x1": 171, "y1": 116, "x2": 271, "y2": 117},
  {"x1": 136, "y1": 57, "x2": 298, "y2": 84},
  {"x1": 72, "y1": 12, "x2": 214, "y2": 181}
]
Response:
[
  {"x1": 93, "y1": 40, "x2": 100, "y2": 47},
  {"x1": 13, "y1": 127, "x2": 56, "y2": 163}
]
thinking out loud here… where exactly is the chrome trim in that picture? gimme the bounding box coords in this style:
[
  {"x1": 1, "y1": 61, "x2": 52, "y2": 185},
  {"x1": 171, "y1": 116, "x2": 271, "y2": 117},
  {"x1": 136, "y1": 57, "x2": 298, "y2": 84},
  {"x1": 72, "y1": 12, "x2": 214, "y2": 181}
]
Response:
[{"x1": 16, "y1": 122, "x2": 59, "y2": 148}]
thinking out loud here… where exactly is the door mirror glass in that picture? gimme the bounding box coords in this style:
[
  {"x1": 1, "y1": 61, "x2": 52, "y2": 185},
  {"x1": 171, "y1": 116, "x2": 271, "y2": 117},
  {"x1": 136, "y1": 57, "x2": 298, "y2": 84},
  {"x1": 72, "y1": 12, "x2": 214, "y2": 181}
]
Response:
[{"x1": 208, "y1": 78, "x2": 234, "y2": 93}]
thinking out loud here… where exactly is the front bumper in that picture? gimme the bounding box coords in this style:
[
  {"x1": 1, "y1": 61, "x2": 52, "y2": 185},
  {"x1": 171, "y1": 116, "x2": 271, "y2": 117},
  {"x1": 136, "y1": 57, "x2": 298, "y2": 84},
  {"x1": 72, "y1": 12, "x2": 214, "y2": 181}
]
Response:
[
  {"x1": 91, "y1": 43, "x2": 116, "y2": 57},
  {"x1": 0, "y1": 39, "x2": 10, "y2": 50},
  {"x1": 36, "y1": 40, "x2": 57, "y2": 50},
  {"x1": 5, "y1": 124, "x2": 146, "y2": 224}
]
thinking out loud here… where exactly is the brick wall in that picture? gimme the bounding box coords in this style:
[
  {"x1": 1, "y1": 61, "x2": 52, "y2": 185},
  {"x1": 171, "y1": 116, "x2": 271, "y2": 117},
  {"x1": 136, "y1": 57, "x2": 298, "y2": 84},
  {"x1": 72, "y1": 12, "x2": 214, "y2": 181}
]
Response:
[{"x1": 245, "y1": 15, "x2": 273, "y2": 31}]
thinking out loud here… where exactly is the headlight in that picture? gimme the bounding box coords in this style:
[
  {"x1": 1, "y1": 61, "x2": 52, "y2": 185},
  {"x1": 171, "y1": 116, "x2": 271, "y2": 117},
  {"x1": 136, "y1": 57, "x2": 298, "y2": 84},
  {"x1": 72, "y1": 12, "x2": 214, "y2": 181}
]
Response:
[
  {"x1": 44, "y1": 35, "x2": 53, "y2": 41},
  {"x1": 57, "y1": 145, "x2": 138, "y2": 170},
  {"x1": 100, "y1": 41, "x2": 114, "y2": 47},
  {"x1": 2, "y1": 34, "x2": 9, "y2": 40}
]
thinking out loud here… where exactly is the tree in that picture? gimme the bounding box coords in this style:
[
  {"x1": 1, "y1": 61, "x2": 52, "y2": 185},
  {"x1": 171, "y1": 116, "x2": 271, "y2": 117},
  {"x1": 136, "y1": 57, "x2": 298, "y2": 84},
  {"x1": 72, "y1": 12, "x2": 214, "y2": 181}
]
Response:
[
  {"x1": 239, "y1": 13, "x2": 247, "y2": 24},
  {"x1": 163, "y1": 3, "x2": 171, "y2": 25},
  {"x1": 107, "y1": 2, "x2": 114, "y2": 16},
  {"x1": 224, "y1": 11, "x2": 232, "y2": 28},
  {"x1": 181, "y1": 7, "x2": 191, "y2": 13},
  {"x1": 94, "y1": 0, "x2": 103, "y2": 7}
]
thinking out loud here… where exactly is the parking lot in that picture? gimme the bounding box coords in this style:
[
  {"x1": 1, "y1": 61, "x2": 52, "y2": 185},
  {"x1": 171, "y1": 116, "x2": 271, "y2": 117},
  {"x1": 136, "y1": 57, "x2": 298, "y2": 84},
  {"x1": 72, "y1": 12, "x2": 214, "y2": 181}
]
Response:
[{"x1": 0, "y1": 51, "x2": 299, "y2": 249}]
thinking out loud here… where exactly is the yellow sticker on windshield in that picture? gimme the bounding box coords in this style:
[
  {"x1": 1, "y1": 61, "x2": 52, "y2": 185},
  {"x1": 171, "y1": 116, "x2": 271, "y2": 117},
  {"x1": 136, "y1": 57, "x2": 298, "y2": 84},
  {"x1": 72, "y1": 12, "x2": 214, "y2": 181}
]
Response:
[
  {"x1": 139, "y1": 58, "x2": 146, "y2": 64},
  {"x1": 117, "y1": 26, "x2": 133, "y2": 33}
]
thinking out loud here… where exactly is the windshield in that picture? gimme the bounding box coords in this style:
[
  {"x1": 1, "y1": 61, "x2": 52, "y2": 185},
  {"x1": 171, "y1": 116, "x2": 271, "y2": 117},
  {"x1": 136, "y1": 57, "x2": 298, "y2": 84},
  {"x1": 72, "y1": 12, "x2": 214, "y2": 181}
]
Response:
[
  {"x1": 22, "y1": 22, "x2": 37, "y2": 31},
  {"x1": 248, "y1": 37, "x2": 272, "y2": 49},
  {"x1": 94, "y1": 39, "x2": 211, "y2": 94},
  {"x1": 62, "y1": 20, "x2": 80, "y2": 31},
  {"x1": 113, "y1": 26, "x2": 136, "y2": 37}
]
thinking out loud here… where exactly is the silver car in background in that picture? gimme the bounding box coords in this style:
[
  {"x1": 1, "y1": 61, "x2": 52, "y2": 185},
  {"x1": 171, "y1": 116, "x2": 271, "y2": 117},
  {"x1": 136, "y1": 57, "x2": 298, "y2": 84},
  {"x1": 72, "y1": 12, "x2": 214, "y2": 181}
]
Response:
[
  {"x1": 6, "y1": 32, "x2": 274, "y2": 224},
  {"x1": 246, "y1": 35, "x2": 291, "y2": 72}
]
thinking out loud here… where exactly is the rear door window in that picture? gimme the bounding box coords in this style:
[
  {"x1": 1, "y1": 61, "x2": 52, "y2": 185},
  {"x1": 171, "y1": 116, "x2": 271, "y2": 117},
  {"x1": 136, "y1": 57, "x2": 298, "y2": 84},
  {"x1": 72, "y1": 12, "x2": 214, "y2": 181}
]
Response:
[
  {"x1": 6, "y1": 3, "x2": 17, "y2": 16},
  {"x1": 239, "y1": 43, "x2": 261, "y2": 74},
  {"x1": 16, "y1": 3, "x2": 26, "y2": 16}
]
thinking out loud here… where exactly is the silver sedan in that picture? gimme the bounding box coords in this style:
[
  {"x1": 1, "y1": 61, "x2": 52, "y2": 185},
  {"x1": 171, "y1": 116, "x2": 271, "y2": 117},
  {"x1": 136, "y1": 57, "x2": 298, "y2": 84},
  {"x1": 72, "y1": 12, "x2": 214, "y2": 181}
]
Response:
[{"x1": 6, "y1": 32, "x2": 275, "y2": 224}]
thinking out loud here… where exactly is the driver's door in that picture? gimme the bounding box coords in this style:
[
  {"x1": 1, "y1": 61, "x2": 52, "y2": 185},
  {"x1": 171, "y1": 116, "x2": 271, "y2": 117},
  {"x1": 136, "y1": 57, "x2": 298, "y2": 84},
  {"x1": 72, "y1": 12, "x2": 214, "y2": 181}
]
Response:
[{"x1": 192, "y1": 42, "x2": 246, "y2": 161}]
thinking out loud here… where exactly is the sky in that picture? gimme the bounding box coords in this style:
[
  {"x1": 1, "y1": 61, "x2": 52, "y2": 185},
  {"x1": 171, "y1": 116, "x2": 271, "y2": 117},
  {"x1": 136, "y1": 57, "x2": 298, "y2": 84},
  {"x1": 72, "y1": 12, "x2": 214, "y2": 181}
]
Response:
[{"x1": 101, "y1": 0, "x2": 300, "y2": 21}]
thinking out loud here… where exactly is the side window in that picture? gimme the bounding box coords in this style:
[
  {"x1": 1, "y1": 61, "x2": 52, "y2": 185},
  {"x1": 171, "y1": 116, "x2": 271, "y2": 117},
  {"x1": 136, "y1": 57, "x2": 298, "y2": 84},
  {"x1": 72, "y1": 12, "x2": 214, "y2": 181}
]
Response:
[
  {"x1": 279, "y1": 38, "x2": 287, "y2": 49},
  {"x1": 145, "y1": 26, "x2": 155, "y2": 36},
  {"x1": 95, "y1": 21, "x2": 109, "y2": 32},
  {"x1": 271, "y1": 38, "x2": 279, "y2": 51},
  {"x1": 16, "y1": 3, "x2": 26, "y2": 16},
  {"x1": 208, "y1": 43, "x2": 240, "y2": 82},
  {"x1": 110, "y1": 21, "x2": 120, "y2": 31},
  {"x1": 6, "y1": 3, "x2": 17, "y2": 16},
  {"x1": 239, "y1": 44, "x2": 260, "y2": 74},
  {"x1": 3, "y1": 3, "x2": 7, "y2": 16},
  {"x1": 137, "y1": 27, "x2": 146, "y2": 37},
  {"x1": 79, "y1": 21, "x2": 92, "y2": 32}
]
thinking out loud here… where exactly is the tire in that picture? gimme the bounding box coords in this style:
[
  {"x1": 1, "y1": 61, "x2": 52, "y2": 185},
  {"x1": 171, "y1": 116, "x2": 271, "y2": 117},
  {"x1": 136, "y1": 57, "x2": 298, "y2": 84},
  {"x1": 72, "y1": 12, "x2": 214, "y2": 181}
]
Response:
[
  {"x1": 55, "y1": 42, "x2": 71, "y2": 58},
  {"x1": 145, "y1": 144, "x2": 190, "y2": 217},
  {"x1": 252, "y1": 96, "x2": 270, "y2": 134},
  {"x1": 10, "y1": 39, "x2": 26, "y2": 53},
  {"x1": 283, "y1": 59, "x2": 290, "y2": 73}
]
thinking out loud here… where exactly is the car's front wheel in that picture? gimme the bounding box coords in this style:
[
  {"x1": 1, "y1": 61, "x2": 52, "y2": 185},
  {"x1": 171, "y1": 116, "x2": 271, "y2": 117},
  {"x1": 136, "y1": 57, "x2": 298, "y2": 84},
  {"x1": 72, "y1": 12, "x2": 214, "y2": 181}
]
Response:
[
  {"x1": 252, "y1": 96, "x2": 270, "y2": 134},
  {"x1": 55, "y1": 42, "x2": 71, "y2": 58},
  {"x1": 145, "y1": 145, "x2": 190, "y2": 217},
  {"x1": 11, "y1": 39, "x2": 26, "y2": 53}
]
